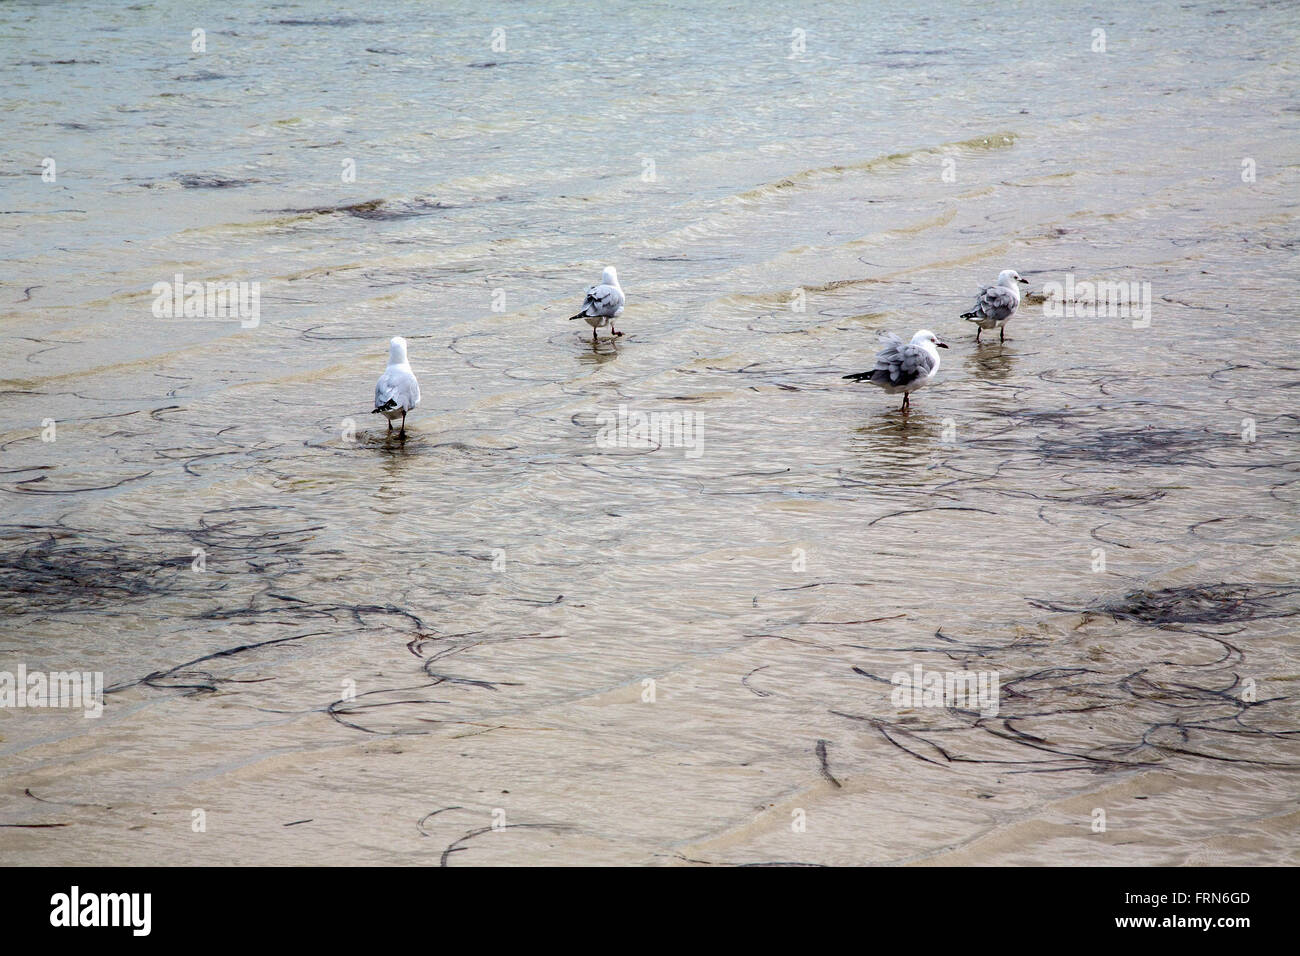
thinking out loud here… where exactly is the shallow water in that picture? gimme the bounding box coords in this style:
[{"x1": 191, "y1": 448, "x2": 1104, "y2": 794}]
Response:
[{"x1": 1, "y1": 0, "x2": 1298, "y2": 865}]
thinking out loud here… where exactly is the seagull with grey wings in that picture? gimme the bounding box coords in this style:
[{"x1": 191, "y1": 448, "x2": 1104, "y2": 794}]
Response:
[
  {"x1": 843, "y1": 329, "x2": 947, "y2": 412},
  {"x1": 961, "y1": 269, "x2": 1028, "y2": 342},
  {"x1": 372, "y1": 335, "x2": 420, "y2": 438},
  {"x1": 568, "y1": 266, "x2": 625, "y2": 342}
]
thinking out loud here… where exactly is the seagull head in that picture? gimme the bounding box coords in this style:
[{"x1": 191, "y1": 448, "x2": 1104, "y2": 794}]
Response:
[
  {"x1": 999, "y1": 269, "x2": 1029, "y2": 287},
  {"x1": 601, "y1": 266, "x2": 619, "y2": 287},
  {"x1": 912, "y1": 329, "x2": 948, "y2": 350},
  {"x1": 389, "y1": 336, "x2": 409, "y2": 364}
]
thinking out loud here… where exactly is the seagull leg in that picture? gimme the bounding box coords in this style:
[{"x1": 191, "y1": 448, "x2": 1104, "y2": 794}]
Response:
[
  {"x1": 975, "y1": 327, "x2": 982, "y2": 344},
  {"x1": 592, "y1": 328, "x2": 598, "y2": 344},
  {"x1": 901, "y1": 393, "x2": 910, "y2": 413},
  {"x1": 612, "y1": 323, "x2": 623, "y2": 337},
  {"x1": 387, "y1": 419, "x2": 393, "y2": 433},
  {"x1": 398, "y1": 411, "x2": 406, "y2": 440},
  {"x1": 999, "y1": 326, "x2": 1006, "y2": 343}
]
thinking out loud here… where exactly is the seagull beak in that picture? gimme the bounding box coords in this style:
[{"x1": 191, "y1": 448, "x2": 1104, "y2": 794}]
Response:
[
  {"x1": 1018, "y1": 277, "x2": 1029, "y2": 284},
  {"x1": 937, "y1": 341, "x2": 949, "y2": 349}
]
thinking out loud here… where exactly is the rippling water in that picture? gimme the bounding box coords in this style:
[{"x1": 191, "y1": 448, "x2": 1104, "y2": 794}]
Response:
[{"x1": 2, "y1": 0, "x2": 1298, "y2": 865}]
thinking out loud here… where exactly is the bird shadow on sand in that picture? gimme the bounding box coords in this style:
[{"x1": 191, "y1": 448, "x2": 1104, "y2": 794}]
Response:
[
  {"x1": 576, "y1": 340, "x2": 622, "y2": 365},
  {"x1": 854, "y1": 410, "x2": 942, "y2": 436},
  {"x1": 846, "y1": 414, "x2": 950, "y2": 485},
  {"x1": 359, "y1": 429, "x2": 416, "y2": 452},
  {"x1": 968, "y1": 343, "x2": 1018, "y2": 383}
]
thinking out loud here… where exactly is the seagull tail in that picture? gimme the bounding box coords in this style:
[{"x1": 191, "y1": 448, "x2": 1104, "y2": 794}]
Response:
[
  {"x1": 842, "y1": 371, "x2": 875, "y2": 382},
  {"x1": 960, "y1": 310, "x2": 979, "y2": 319},
  {"x1": 568, "y1": 312, "x2": 588, "y2": 321},
  {"x1": 373, "y1": 399, "x2": 398, "y2": 414}
]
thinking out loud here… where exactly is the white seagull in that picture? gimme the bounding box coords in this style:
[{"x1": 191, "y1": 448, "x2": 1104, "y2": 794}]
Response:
[
  {"x1": 568, "y1": 266, "x2": 625, "y2": 342},
  {"x1": 961, "y1": 269, "x2": 1029, "y2": 343},
  {"x1": 371, "y1": 336, "x2": 421, "y2": 438},
  {"x1": 843, "y1": 329, "x2": 948, "y2": 412}
]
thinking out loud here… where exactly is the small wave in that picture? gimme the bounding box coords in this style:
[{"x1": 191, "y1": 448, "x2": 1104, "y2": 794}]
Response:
[
  {"x1": 177, "y1": 174, "x2": 258, "y2": 189},
  {"x1": 271, "y1": 17, "x2": 385, "y2": 27},
  {"x1": 266, "y1": 197, "x2": 455, "y2": 222},
  {"x1": 728, "y1": 131, "x2": 1020, "y2": 204},
  {"x1": 16, "y1": 59, "x2": 102, "y2": 66}
]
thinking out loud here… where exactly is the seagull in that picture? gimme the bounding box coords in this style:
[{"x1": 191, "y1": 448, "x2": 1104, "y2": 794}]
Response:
[
  {"x1": 961, "y1": 269, "x2": 1029, "y2": 342},
  {"x1": 568, "y1": 266, "x2": 625, "y2": 342},
  {"x1": 843, "y1": 329, "x2": 948, "y2": 412},
  {"x1": 371, "y1": 336, "x2": 420, "y2": 438}
]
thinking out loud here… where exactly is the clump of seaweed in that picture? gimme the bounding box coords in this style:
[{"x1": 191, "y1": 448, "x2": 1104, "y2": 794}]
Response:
[
  {"x1": 0, "y1": 526, "x2": 191, "y2": 615},
  {"x1": 0, "y1": 508, "x2": 321, "y2": 617},
  {"x1": 832, "y1": 573, "x2": 1300, "y2": 776},
  {"x1": 839, "y1": 633, "x2": 1300, "y2": 774},
  {"x1": 1032, "y1": 582, "x2": 1300, "y2": 627},
  {"x1": 1034, "y1": 427, "x2": 1217, "y2": 467}
]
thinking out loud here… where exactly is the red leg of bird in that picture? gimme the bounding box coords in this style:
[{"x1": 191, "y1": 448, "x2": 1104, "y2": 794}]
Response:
[{"x1": 398, "y1": 411, "x2": 406, "y2": 439}]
